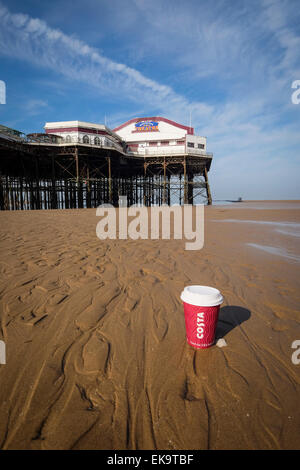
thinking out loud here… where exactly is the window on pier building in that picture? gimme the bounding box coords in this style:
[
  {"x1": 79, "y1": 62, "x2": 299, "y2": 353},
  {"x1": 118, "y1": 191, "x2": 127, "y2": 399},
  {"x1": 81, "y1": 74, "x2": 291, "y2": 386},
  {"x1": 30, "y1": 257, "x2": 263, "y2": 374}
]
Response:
[
  {"x1": 187, "y1": 142, "x2": 194, "y2": 148},
  {"x1": 94, "y1": 136, "x2": 100, "y2": 145},
  {"x1": 198, "y1": 143, "x2": 205, "y2": 149},
  {"x1": 83, "y1": 135, "x2": 89, "y2": 144},
  {"x1": 65, "y1": 135, "x2": 71, "y2": 143},
  {"x1": 161, "y1": 140, "x2": 169, "y2": 145}
]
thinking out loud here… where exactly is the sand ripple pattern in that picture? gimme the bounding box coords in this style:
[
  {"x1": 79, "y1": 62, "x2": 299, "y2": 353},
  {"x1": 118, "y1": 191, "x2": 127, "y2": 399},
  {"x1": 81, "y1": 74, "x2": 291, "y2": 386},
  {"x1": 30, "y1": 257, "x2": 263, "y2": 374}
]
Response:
[{"x1": 0, "y1": 208, "x2": 299, "y2": 449}]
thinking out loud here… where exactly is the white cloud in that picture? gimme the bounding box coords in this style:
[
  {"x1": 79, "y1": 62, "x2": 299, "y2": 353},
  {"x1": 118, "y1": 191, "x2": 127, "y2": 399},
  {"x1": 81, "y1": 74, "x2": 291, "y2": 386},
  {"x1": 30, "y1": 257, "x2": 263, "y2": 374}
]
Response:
[
  {"x1": 25, "y1": 98, "x2": 48, "y2": 115},
  {"x1": 0, "y1": 1, "x2": 213, "y2": 126}
]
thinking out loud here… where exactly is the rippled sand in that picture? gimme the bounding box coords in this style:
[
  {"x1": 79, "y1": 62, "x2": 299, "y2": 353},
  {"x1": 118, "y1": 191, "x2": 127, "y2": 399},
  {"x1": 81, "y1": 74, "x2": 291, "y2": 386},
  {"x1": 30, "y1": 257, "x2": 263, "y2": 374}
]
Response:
[{"x1": 0, "y1": 202, "x2": 299, "y2": 450}]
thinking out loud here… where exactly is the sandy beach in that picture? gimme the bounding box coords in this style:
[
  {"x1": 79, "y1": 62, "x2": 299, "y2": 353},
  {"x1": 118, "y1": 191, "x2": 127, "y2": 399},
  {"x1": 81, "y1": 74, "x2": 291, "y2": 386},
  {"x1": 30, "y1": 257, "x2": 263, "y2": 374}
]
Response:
[{"x1": 0, "y1": 201, "x2": 299, "y2": 450}]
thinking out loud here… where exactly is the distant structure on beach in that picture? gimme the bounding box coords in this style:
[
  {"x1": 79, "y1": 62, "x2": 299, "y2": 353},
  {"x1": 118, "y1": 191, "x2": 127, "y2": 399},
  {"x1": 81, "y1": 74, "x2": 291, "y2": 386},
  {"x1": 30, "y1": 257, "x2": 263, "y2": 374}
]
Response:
[
  {"x1": 213, "y1": 197, "x2": 243, "y2": 204},
  {"x1": 0, "y1": 118, "x2": 213, "y2": 210}
]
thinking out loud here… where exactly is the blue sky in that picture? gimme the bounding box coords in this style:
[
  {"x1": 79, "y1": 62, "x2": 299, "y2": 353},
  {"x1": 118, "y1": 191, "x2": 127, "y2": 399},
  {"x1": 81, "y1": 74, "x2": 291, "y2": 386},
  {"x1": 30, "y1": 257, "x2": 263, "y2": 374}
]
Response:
[{"x1": 0, "y1": 0, "x2": 299, "y2": 200}]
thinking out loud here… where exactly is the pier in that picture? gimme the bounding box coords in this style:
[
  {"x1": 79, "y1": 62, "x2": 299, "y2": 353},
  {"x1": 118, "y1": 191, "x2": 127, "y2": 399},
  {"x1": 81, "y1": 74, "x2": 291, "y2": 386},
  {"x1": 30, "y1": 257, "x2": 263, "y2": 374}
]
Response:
[{"x1": 0, "y1": 121, "x2": 213, "y2": 210}]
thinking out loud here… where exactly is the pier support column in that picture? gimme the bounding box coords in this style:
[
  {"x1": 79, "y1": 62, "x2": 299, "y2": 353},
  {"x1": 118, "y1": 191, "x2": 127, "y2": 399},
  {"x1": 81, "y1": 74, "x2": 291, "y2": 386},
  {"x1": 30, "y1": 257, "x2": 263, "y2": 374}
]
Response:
[
  {"x1": 74, "y1": 147, "x2": 79, "y2": 208},
  {"x1": 75, "y1": 147, "x2": 79, "y2": 183},
  {"x1": 179, "y1": 173, "x2": 182, "y2": 205},
  {"x1": 35, "y1": 156, "x2": 41, "y2": 210},
  {"x1": 75, "y1": 148, "x2": 83, "y2": 208},
  {"x1": 204, "y1": 167, "x2": 212, "y2": 205},
  {"x1": 64, "y1": 179, "x2": 69, "y2": 209},
  {"x1": 143, "y1": 162, "x2": 147, "y2": 206},
  {"x1": 86, "y1": 165, "x2": 91, "y2": 208},
  {"x1": 0, "y1": 174, "x2": 4, "y2": 211},
  {"x1": 188, "y1": 173, "x2": 193, "y2": 205},
  {"x1": 167, "y1": 172, "x2": 171, "y2": 205},
  {"x1": 20, "y1": 177, "x2": 24, "y2": 210},
  {"x1": 163, "y1": 158, "x2": 167, "y2": 204},
  {"x1": 183, "y1": 156, "x2": 188, "y2": 204},
  {"x1": 107, "y1": 156, "x2": 112, "y2": 204},
  {"x1": 51, "y1": 155, "x2": 57, "y2": 209}
]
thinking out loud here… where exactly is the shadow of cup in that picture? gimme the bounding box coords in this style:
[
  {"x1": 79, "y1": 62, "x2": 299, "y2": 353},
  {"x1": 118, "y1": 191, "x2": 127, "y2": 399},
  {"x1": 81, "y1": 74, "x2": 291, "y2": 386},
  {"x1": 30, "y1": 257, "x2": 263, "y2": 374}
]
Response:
[{"x1": 215, "y1": 306, "x2": 251, "y2": 340}]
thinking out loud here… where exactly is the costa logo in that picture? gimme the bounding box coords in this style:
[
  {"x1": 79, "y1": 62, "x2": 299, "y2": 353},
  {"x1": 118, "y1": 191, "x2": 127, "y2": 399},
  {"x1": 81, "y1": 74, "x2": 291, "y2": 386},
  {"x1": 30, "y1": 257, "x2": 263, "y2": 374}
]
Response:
[{"x1": 196, "y1": 312, "x2": 205, "y2": 339}]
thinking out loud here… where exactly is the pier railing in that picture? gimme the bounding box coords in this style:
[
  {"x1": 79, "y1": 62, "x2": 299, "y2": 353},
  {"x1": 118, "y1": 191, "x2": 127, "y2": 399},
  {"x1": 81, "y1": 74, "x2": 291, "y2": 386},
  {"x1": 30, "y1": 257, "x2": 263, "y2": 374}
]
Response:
[{"x1": 127, "y1": 147, "x2": 213, "y2": 158}]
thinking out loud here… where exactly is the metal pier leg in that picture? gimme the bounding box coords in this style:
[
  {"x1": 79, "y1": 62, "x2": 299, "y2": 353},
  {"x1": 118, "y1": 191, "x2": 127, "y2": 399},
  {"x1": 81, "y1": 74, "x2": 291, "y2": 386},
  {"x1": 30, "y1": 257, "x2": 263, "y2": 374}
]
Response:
[
  {"x1": 51, "y1": 155, "x2": 57, "y2": 209},
  {"x1": 204, "y1": 166, "x2": 212, "y2": 205},
  {"x1": 163, "y1": 158, "x2": 166, "y2": 204},
  {"x1": 143, "y1": 162, "x2": 147, "y2": 206},
  {"x1": 86, "y1": 165, "x2": 91, "y2": 208},
  {"x1": 188, "y1": 173, "x2": 193, "y2": 205},
  {"x1": 183, "y1": 156, "x2": 188, "y2": 204},
  {"x1": 107, "y1": 156, "x2": 112, "y2": 204},
  {"x1": 35, "y1": 156, "x2": 41, "y2": 210}
]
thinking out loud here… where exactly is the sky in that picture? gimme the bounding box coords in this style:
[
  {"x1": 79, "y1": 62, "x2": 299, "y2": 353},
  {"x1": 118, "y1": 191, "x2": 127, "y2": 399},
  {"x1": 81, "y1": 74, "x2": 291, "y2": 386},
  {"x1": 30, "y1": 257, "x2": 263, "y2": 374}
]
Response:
[{"x1": 0, "y1": 0, "x2": 299, "y2": 200}]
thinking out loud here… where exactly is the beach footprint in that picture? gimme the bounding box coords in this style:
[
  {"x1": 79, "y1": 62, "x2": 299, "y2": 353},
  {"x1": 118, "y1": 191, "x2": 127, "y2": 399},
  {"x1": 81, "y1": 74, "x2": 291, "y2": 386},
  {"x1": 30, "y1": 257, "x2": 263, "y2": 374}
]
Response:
[
  {"x1": 81, "y1": 331, "x2": 112, "y2": 376},
  {"x1": 152, "y1": 308, "x2": 169, "y2": 343}
]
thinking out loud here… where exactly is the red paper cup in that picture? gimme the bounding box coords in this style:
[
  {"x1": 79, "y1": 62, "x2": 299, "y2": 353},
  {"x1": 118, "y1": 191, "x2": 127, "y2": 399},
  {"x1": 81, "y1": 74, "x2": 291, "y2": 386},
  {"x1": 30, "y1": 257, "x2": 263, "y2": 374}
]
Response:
[{"x1": 180, "y1": 286, "x2": 223, "y2": 349}]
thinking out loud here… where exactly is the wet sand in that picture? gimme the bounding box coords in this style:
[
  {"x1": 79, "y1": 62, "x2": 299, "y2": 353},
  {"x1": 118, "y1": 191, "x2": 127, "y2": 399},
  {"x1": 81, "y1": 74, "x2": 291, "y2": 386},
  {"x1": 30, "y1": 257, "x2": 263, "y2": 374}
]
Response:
[{"x1": 0, "y1": 201, "x2": 299, "y2": 450}]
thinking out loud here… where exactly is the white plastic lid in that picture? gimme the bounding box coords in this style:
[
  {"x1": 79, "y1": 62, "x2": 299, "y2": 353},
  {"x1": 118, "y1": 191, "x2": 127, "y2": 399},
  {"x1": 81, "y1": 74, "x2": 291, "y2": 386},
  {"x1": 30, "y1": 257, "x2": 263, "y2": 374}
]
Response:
[{"x1": 180, "y1": 285, "x2": 223, "y2": 307}]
